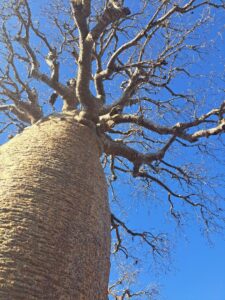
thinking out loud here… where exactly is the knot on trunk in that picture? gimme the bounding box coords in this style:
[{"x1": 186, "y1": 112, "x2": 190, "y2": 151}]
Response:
[
  {"x1": 105, "y1": 1, "x2": 131, "y2": 22},
  {"x1": 71, "y1": 0, "x2": 91, "y2": 17}
]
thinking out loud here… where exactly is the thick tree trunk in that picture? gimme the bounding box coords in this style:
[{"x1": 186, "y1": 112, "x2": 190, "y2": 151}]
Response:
[{"x1": 0, "y1": 115, "x2": 111, "y2": 299}]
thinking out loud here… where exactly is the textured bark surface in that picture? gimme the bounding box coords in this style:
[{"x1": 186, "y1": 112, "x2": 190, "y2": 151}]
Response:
[{"x1": 0, "y1": 114, "x2": 111, "y2": 299}]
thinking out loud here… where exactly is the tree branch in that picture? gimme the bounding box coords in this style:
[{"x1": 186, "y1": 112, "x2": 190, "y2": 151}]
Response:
[{"x1": 100, "y1": 132, "x2": 176, "y2": 174}]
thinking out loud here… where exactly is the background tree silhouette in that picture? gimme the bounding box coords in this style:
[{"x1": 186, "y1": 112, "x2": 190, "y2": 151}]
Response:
[{"x1": 0, "y1": 0, "x2": 225, "y2": 298}]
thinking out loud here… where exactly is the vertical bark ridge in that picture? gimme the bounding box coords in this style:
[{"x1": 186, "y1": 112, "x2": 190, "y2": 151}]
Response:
[{"x1": 0, "y1": 116, "x2": 111, "y2": 299}]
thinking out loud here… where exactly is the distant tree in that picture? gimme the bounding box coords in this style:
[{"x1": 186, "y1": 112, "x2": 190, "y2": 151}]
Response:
[{"x1": 0, "y1": 0, "x2": 225, "y2": 299}]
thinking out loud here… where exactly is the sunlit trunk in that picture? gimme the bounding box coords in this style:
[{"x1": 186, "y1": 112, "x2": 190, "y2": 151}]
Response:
[{"x1": 0, "y1": 115, "x2": 111, "y2": 299}]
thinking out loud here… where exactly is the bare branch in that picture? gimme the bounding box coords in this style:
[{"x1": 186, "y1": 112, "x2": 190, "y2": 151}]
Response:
[
  {"x1": 100, "y1": 132, "x2": 176, "y2": 174},
  {"x1": 111, "y1": 213, "x2": 169, "y2": 257}
]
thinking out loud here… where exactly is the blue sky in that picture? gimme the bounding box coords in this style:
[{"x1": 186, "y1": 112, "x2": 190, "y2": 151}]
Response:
[
  {"x1": 107, "y1": 2, "x2": 225, "y2": 298},
  {"x1": 109, "y1": 165, "x2": 225, "y2": 299},
  {"x1": 163, "y1": 232, "x2": 225, "y2": 300}
]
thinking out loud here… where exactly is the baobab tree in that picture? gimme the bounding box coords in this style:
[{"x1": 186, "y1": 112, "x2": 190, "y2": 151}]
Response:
[{"x1": 0, "y1": 0, "x2": 225, "y2": 299}]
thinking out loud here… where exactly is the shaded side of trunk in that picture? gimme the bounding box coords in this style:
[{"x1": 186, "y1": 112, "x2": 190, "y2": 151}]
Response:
[{"x1": 0, "y1": 116, "x2": 111, "y2": 300}]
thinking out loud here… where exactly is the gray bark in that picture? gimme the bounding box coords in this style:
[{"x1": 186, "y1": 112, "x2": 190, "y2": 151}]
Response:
[{"x1": 0, "y1": 114, "x2": 111, "y2": 299}]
